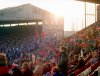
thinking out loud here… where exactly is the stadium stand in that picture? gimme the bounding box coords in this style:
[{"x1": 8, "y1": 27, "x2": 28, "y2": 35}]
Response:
[{"x1": 0, "y1": 1, "x2": 100, "y2": 76}]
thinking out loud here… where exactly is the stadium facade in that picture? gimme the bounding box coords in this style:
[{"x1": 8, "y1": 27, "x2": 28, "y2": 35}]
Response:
[{"x1": 0, "y1": 4, "x2": 64, "y2": 38}]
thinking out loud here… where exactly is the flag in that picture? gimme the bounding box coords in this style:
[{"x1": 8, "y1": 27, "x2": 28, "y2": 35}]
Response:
[
  {"x1": 41, "y1": 32, "x2": 45, "y2": 39},
  {"x1": 35, "y1": 32, "x2": 39, "y2": 39}
]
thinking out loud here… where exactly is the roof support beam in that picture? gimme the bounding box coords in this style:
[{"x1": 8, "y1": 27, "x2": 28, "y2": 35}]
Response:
[{"x1": 77, "y1": 0, "x2": 100, "y2": 4}]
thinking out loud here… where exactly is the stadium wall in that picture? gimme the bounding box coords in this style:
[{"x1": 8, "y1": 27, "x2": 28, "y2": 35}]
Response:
[{"x1": 0, "y1": 4, "x2": 64, "y2": 38}]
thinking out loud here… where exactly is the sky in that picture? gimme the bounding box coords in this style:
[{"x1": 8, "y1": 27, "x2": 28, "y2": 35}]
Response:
[{"x1": 0, "y1": 0, "x2": 96, "y2": 31}]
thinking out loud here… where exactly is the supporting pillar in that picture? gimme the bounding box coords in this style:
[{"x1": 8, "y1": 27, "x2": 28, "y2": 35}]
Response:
[
  {"x1": 27, "y1": 22, "x2": 28, "y2": 26},
  {"x1": 36, "y1": 21, "x2": 38, "y2": 33},
  {"x1": 95, "y1": 4, "x2": 97, "y2": 26},
  {"x1": 10, "y1": 24, "x2": 11, "y2": 27},
  {"x1": 85, "y1": 1, "x2": 86, "y2": 28}
]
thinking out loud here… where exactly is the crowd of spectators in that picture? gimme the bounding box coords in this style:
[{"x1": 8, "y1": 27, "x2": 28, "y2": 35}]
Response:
[
  {"x1": 0, "y1": 36, "x2": 62, "y2": 64},
  {"x1": 0, "y1": 24, "x2": 100, "y2": 76}
]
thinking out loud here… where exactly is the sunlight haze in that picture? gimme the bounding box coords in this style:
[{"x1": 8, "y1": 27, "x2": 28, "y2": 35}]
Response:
[{"x1": 0, "y1": 0, "x2": 95, "y2": 31}]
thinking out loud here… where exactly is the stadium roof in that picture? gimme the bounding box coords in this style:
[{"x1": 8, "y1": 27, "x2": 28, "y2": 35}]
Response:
[
  {"x1": 77, "y1": 0, "x2": 100, "y2": 4},
  {"x1": 0, "y1": 4, "x2": 52, "y2": 24},
  {"x1": 0, "y1": 19, "x2": 42, "y2": 25}
]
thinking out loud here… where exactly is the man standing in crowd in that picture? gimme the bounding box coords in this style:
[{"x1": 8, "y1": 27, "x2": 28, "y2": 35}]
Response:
[{"x1": 58, "y1": 46, "x2": 68, "y2": 76}]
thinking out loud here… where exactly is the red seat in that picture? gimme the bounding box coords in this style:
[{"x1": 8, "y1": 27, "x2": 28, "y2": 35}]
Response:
[
  {"x1": 91, "y1": 61, "x2": 100, "y2": 72},
  {"x1": 73, "y1": 63, "x2": 90, "y2": 76},
  {"x1": 89, "y1": 74, "x2": 94, "y2": 76},
  {"x1": 89, "y1": 68, "x2": 99, "y2": 76},
  {"x1": 85, "y1": 55, "x2": 92, "y2": 63}
]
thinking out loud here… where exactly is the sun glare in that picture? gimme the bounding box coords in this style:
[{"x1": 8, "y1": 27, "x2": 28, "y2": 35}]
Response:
[
  {"x1": 0, "y1": 0, "x2": 96, "y2": 31},
  {"x1": 28, "y1": 0, "x2": 86, "y2": 30}
]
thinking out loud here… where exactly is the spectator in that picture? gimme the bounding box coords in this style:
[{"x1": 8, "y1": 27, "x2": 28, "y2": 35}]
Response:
[
  {"x1": 76, "y1": 56, "x2": 85, "y2": 69},
  {"x1": 43, "y1": 63, "x2": 51, "y2": 76},
  {"x1": 21, "y1": 62, "x2": 33, "y2": 76},
  {"x1": 29, "y1": 62, "x2": 35, "y2": 71},
  {"x1": 89, "y1": 51, "x2": 99, "y2": 65},
  {"x1": 58, "y1": 46, "x2": 68, "y2": 76},
  {"x1": 11, "y1": 63, "x2": 22, "y2": 76},
  {"x1": 0, "y1": 53, "x2": 11, "y2": 76},
  {"x1": 52, "y1": 67, "x2": 61, "y2": 76},
  {"x1": 33, "y1": 59, "x2": 44, "y2": 76}
]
